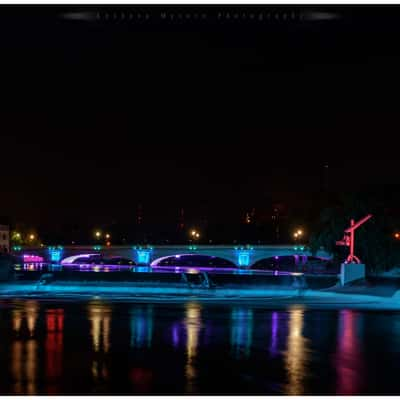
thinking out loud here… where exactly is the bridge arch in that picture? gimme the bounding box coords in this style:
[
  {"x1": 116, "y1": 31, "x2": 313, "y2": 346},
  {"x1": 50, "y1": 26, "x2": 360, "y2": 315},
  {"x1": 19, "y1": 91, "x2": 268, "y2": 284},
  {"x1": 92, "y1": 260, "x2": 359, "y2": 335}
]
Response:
[
  {"x1": 251, "y1": 255, "x2": 332, "y2": 270},
  {"x1": 150, "y1": 253, "x2": 236, "y2": 268}
]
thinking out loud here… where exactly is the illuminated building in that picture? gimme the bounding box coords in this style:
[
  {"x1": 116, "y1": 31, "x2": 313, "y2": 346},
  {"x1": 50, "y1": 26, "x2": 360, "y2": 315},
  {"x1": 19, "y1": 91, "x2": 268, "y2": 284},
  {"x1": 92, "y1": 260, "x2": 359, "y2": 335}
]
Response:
[{"x1": 0, "y1": 224, "x2": 10, "y2": 252}]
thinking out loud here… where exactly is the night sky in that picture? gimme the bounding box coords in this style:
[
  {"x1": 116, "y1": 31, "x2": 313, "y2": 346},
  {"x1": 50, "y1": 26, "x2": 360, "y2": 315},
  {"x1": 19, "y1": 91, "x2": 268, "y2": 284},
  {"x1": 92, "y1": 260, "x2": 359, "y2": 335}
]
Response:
[{"x1": 1, "y1": 6, "x2": 400, "y2": 242}]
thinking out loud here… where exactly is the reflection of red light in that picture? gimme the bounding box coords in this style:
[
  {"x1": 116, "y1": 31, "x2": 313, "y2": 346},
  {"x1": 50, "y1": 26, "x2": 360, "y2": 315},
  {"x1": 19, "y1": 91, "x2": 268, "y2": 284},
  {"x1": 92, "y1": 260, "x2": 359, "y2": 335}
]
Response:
[
  {"x1": 57, "y1": 314, "x2": 63, "y2": 331},
  {"x1": 130, "y1": 368, "x2": 153, "y2": 391},
  {"x1": 47, "y1": 314, "x2": 56, "y2": 332},
  {"x1": 336, "y1": 310, "x2": 363, "y2": 395},
  {"x1": 45, "y1": 309, "x2": 64, "y2": 393},
  {"x1": 46, "y1": 309, "x2": 64, "y2": 332}
]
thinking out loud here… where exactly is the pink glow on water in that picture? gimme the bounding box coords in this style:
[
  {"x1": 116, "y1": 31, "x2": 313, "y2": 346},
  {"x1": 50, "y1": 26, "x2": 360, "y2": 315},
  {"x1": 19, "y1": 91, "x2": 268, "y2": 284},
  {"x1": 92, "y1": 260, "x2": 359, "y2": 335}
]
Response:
[
  {"x1": 335, "y1": 310, "x2": 364, "y2": 394},
  {"x1": 23, "y1": 254, "x2": 44, "y2": 263}
]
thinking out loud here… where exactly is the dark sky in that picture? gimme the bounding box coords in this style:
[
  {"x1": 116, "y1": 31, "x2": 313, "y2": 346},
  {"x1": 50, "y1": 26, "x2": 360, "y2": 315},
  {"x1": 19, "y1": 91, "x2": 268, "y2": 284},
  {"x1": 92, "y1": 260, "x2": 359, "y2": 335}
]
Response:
[{"x1": 1, "y1": 6, "x2": 400, "y2": 234}]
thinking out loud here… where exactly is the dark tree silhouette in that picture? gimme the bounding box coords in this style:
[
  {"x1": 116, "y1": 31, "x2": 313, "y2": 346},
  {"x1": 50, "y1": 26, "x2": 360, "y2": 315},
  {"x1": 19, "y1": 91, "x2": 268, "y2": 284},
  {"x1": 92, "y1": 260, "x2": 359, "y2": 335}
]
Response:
[{"x1": 309, "y1": 191, "x2": 400, "y2": 273}]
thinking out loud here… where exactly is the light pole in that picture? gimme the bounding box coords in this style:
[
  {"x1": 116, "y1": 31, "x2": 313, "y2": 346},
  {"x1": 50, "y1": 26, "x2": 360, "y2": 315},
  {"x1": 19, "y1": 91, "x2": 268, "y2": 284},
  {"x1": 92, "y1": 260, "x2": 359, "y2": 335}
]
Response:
[
  {"x1": 105, "y1": 233, "x2": 111, "y2": 247},
  {"x1": 94, "y1": 230, "x2": 102, "y2": 243},
  {"x1": 189, "y1": 229, "x2": 200, "y2": 243},
  {"x1": 293, "y1": 229, "x2": 303, "y2": 243}
]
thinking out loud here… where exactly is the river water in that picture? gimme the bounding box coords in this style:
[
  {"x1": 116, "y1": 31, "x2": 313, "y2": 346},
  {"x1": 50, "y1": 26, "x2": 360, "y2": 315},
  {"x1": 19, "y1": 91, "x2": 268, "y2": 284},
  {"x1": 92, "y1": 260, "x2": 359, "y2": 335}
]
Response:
[{"x1": 0, "y1": 299, "x2": 399, "y2": 395}]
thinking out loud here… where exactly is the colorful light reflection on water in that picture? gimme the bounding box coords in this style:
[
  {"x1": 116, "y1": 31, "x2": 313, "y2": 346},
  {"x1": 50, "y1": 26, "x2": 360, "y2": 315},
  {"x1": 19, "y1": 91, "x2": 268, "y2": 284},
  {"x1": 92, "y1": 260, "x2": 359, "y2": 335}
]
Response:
[{"x1": 0, "y1": 300, "x2": 398, "y2": 394}]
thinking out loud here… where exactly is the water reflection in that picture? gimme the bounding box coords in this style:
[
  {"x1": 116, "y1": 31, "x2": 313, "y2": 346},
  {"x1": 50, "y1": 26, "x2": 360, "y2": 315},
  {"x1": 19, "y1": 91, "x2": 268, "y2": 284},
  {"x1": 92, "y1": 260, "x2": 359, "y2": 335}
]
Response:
[
  {"x1": 230, "y1": 307, "x2": 254, "y2": 359},
  {"x1": 130, "y1": 367, "x2": 153, "y2": 392},
  {"x1": 12, "y1": 309, "x2": 22, "y2": 334},
  {"x1": 45, "y1": 309, "x2": 64, "y2": 394},
  {"x1": 283, "y1": 306, "x2": 310, "y2": 395},
  {"x1": 130, "y1": 306, "x2": 153, "y2": 348},
  {"x1": 88, "y1": 302, "x2": 111, "y2": 383},
  {"x1": 11, "y1": 301, "x2": 39, "y2": 394},
  {"x1": 26, "y1": 300, "x2": 39, "y2": 337},
  {"x1": 269, "y1": 311, "x2": 279, "y2": 357},
  {"x1": 88, "y1": 302, "x2": 111, "y2": 353},
  {"x1": 171, "y1": 322, "x2": 180, "y2": 348},
  {"x1": 335, "y1": 310, "x2": 364, "y2": 394},
  {"x1": 184, "y1": 302, "x2": 202, "y2": 393},
  {"x1": 1, "y1": 299, "x2": 391, "y2": 395}
]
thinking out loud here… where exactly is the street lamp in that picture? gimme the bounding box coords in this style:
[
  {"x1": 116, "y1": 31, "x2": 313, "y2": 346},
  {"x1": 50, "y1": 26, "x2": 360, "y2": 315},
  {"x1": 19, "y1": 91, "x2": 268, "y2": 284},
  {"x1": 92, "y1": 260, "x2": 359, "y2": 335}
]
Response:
[
  {"x1": 95, "y1": 231, "x2": 101, "y2": 238},
  {"x1": 29, "y1": 234, "x2": 35, "y2": 241},
  {"x1": 189, "y1": 229, "x2": 200, "y2": 242},
  {"x1": 105, "y1": 233, "x2": 110, "y2": 239},
  {"x1": 293, "y1": 229, "x2": 303, "y2": 243}
]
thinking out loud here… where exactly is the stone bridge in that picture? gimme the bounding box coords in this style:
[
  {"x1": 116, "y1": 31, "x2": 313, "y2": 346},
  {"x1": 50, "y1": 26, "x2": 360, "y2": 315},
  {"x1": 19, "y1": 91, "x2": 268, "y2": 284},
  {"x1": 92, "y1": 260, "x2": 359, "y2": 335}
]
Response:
[{"x1": 15, "y1": 244, "x2": 332, "y2": 268}]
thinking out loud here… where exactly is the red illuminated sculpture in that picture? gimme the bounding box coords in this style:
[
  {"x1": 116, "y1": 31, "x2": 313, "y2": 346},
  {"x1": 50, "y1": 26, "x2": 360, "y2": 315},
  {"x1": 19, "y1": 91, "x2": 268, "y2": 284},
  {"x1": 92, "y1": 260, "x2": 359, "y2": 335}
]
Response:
[{"x1": 336, "y1": 214, "x2": 373, "y2": 264}]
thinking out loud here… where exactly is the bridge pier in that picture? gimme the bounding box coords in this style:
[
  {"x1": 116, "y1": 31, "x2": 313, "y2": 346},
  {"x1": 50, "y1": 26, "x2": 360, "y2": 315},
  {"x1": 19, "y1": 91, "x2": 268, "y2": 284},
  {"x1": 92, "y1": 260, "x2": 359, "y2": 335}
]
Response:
[
  {"x1": 133, "y1": 247, "x2": 153, "y2": 265},
  {"x1": 48, "y1": 246, "x2": 63, "y2": 264},
  {"x1": 235, "y1": 247, "x2": 254, "y2": 268}
]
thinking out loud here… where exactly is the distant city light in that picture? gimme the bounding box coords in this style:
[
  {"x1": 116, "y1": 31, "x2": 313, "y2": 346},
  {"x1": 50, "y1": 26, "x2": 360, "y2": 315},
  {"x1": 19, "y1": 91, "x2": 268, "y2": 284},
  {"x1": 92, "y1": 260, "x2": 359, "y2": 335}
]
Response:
[
  {"x1": 294, "y1": 228, "x2": 303, "y2": 240},
  {"x1": 190, "y1": 229, "x2": 200, "y2": 240},
  {"x1": 95, "y1": 231, "x2": 101, "y2": 238},
  {"x1": 105, "y1": 233, "x2": 111, "y2": 239},
  {"x1": 29, "y1": 234, "x2": 35, "y2": 241}
]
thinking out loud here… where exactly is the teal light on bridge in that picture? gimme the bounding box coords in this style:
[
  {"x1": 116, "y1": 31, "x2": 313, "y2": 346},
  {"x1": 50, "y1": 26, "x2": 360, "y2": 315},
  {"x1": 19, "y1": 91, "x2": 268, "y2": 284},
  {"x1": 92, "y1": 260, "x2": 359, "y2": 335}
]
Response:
[
  {"x1": 293, "y1": 246, "x2": 305, "y2": 251},
  {"x1": 137, "y1": 251, "x2": 151, "y2": 265},
  {"x1": 93, "y1": 245, "x2": 102, "y2": 251},
  {"x1": 188, "y1": 245, "x2": 197, "y2": 251},
  {"x1": 234, "y1": 245, "x2": 254, "y2": 268},
  {"x1": 12, "y1": 246, "x2": 22, "y2": 251},
  {"x1": 237, "y1": 251, "x2": 251, "y2": 267},
  {"x1": 48, "y1": 246, "x2": 63, "y2": 263},
  {"x1": 133, "y1": 246, "x2": 153, "y2": 265}
]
